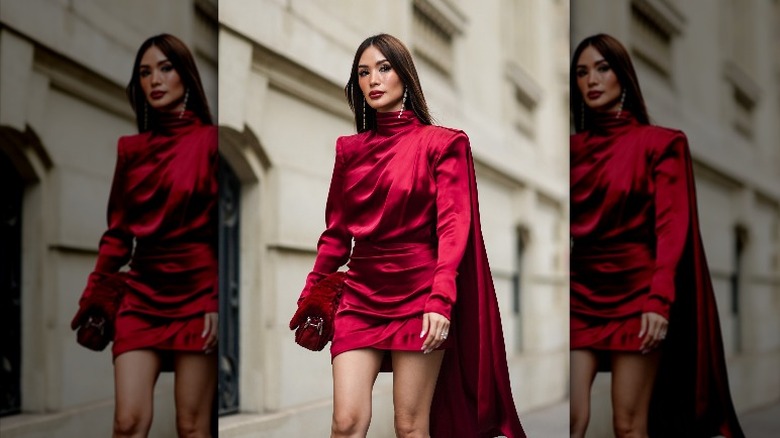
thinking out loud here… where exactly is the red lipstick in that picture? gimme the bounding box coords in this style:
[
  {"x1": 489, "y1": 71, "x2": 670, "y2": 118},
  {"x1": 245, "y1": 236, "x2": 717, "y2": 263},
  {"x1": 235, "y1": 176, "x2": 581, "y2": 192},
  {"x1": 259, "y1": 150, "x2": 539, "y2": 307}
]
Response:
[
  {"x1": 587, "y1": 91, "x2": 603, "y2": 100},
  {"x1": 369, "y1": 91, "x2": 384, "y2": 99},
  {"x1": 150, "y1": 90, "x2": 165, "y2": 99}
]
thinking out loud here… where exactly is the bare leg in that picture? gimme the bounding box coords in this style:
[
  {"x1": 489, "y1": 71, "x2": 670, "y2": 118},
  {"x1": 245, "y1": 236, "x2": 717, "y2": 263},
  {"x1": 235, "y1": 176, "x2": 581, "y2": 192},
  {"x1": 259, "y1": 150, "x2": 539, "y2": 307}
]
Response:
[
  {"x1": 173, "y1": 352, "x2": 217, "y2": 438},
  {"x1": 570, "y1": 349, "x2": 599, "y2": 438},
  {"x1": 610, "y1": 350, "x2": 661, "y2": 438},
  {"x1": 331, "y1": 349, "x2": 384, "y2": 438},
  {"x1": 113, "y1": 350, "x2": 162, "y2": 438},
  {"x1": 391, "y1": 350, "x2": 444, "y2": 438}
]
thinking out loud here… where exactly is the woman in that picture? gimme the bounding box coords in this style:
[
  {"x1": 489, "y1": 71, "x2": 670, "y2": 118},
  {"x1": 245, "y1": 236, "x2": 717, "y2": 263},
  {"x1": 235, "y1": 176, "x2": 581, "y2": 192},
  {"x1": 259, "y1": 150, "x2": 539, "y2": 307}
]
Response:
[
  {"x1": 569, "y1": 34, "x2": 744, "y2": 438},
  {"x1": 295, "y1": 34, "x2": 525, "y2": 437},
  {"x1": 70, "y1": 34, "x2": 218, "y2": 437}
]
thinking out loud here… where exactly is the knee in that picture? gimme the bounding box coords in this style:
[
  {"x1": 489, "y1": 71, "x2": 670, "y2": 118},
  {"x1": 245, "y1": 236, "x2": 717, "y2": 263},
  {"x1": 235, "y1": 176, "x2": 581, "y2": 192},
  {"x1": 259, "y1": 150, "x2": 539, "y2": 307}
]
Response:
[
  {"x1": 569, "y1": 403, "x2": 590, "y2": 437},
  {"x1": 332, "y1": 409, "x2": 369, "y2": 437},
  {"x1": 394, "y1": 412, "x2": 427, "y2": 438},
  {"x1": 613, "y1": 411, "x2": 647, "y2": 438},
  {"x1": 176, "y1": 412, "x2": 207, "y2": 438},
  {"x1": 114, "y1": 410, "x2": 152, "y2": 437},
  {"x1": 570, "y1": 412, "x2": 589, "y2": 437}
]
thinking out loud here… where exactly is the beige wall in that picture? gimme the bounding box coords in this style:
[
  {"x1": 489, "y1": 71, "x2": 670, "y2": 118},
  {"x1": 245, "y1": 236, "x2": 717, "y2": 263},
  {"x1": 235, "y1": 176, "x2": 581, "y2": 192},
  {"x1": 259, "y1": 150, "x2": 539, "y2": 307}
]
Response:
[
  {"x1": 217, "y1": 0, "x2": 570, "y2": 436},
  {"x1": 0, "y1": 1, "x2": 217, "y2": 436},
  {"x1": 572, "y1": 0, "x2": 780, "y2": 436}
]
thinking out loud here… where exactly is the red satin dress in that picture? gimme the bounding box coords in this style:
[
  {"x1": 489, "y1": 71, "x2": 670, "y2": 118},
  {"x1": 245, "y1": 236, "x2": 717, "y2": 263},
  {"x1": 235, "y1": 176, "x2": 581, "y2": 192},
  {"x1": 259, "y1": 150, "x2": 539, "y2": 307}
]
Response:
[
  {"x1": 300, "y1": 111, "x2": 525, "y2": 437},
  {"x1": 571, "y1": 112, "x2": 744, "y2": 437},
  {"x1": 79, "y1": 111, "x2": 218, "y2": 365}
]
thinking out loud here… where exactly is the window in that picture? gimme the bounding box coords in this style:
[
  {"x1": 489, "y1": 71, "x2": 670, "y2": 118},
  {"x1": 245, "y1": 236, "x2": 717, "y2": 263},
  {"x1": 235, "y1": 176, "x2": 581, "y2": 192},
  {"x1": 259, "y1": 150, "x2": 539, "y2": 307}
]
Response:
[
  {"x1": 730, "y1": 224, "x2": 748, "y2": 353},
  {"x1": 629, "y1": 0, "x2": 684, "y2": 80},
  {"x1": 218, "y1": 156, "x2": 241, "y2": 415},
  {"x1": 411, "y1": 0, "x2": 466, "y2": 78},
  {"x1": 0, "y1": 150, "x2": 23, "y2": 416},
  {"x1": 512, "y1": 226, "x2": 530, "y2": 352}
]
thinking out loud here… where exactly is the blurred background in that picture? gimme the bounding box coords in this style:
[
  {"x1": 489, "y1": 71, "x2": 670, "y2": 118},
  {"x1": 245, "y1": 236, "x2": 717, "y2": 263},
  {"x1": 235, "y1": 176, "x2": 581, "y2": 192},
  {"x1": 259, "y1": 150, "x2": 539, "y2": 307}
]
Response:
[
  {"x1": 0, "y1": 0, "x2": 217, "y2": 437},
  {"x1": 1, "y1": 0, "x2": 570, "y2": 436},
  {"x1": 571, "y1": 1, "x2": 780, "y2": 437},
  {"x1": 216, "y1": 0, "x2": 570, "y2": 436}
]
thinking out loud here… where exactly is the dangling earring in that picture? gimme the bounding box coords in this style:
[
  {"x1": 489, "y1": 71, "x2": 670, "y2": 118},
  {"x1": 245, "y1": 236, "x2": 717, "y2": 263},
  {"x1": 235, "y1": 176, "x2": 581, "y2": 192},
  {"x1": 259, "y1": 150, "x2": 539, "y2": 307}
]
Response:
[
  {"x1": 616, "y1": 89, "x2": 626, "y2": 118},
  {"x1": 143, "y1": 101, "x2": 148, "y2": 131},
  {"x1": 362, "y1": 98, "x2": 366, "y2": 131},
  {"x1": 580, "y1": 100, "x2": 585, "y2": 131},
  {"x1": 179, "y1": 89, "x2": 189, "y2": 119},
  {"x1": 399, "y1": 87, "x2": 407, "y2": 119}
]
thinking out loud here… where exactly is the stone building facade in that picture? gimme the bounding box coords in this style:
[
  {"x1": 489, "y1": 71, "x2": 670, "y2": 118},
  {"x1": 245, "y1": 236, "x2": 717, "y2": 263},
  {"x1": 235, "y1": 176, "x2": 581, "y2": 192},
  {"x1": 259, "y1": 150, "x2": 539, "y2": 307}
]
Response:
[
  {"x1": 571, "y1": 0, "x2": 780, "y2": 436},
  {"x1": 0, "y1": 1, "x2": 217, "y2": 437},
  {"x1": 216, "y1": 0, "x2": 570, "y2": 436}
]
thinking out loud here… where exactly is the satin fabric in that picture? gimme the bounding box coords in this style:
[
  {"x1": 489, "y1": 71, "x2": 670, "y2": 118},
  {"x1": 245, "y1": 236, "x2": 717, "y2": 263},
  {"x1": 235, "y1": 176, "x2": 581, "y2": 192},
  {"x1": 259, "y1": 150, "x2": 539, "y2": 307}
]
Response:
[
  {"x1": 79, "y1": 111, "x2": 218, "y2": 362},
  {"x1": 570, "y1": 112, "x2": 744, "y2": 437},
  {"x1": 300, "y1": 111, "x2": 525, "y2": 437}
]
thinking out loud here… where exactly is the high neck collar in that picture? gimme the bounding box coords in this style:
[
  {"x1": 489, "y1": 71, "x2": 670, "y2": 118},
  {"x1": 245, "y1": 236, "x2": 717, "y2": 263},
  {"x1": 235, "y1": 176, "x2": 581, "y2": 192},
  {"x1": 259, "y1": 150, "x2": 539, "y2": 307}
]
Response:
[
  {"x1": 588, "y1": 110, "x2": 637, "y2": 133},
  {"x1": 374, "y1": 110, "x2": 419, "y2": 136},
  {"x1": 151, "y1": 110, "x2": 200, "y2": 135}
]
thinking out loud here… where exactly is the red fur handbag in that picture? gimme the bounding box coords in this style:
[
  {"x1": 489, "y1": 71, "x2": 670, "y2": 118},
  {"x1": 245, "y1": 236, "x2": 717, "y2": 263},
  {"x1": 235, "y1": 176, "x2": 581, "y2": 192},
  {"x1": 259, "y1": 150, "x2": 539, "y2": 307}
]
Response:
[
  {"x1": 289, "y1": 271, "x2": 346, "y2": 351},
  {"x1": 70, "y1": 272, "x2": 129, "y2": 351}
]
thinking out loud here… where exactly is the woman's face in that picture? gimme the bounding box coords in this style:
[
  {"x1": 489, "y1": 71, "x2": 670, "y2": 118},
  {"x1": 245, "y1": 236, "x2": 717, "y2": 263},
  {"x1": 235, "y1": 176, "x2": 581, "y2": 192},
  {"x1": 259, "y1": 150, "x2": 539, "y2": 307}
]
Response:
[
  {"x1": 357, "y1": 45, "x2": 404, "y2": 113},
  {"x1": 575, "y1": 45, "x2": 623, "y2": 113},
  {"x1": 139, "y1": 45, "x2": 186, "y2": 113}
]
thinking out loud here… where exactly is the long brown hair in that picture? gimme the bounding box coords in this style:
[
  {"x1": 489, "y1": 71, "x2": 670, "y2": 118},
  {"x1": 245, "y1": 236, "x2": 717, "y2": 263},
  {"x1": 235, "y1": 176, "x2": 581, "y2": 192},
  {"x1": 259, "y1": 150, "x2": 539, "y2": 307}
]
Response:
[
  {"x1": 344, "y1": 34, "x2": 433, "y2": 133},
  {"x1": 126, "y1": 34, "x2": 213, "y2": 133},
  {"x1": 570, "y1": 34, "x2": 649, "y2": 132}
]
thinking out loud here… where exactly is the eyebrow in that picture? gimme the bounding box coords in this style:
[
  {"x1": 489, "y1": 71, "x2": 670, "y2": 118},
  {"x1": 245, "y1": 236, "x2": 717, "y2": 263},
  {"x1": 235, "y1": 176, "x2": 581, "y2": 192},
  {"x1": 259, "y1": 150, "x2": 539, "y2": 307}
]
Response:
[
  {"x1": 576, "y1": 58, "x2": 608, "y2": 69},
  {"x1": 139, "y1": 58, "x2": 172, "y2": 69},
  {"x1": 357, "y1": 58, "x2": 390, "y2": 69}
]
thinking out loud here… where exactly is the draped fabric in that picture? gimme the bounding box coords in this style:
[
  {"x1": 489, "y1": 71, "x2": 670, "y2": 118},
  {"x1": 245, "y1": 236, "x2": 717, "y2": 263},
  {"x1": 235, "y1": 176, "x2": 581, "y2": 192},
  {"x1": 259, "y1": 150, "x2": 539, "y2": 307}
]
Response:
[
  {"x1": 570, "y1": 111, "x2": 744, "y2": 437},
  {"x1": 300, "y1": 111, "x2": 524, "y2": 437},
  {"x1": 78, "y1": 111, "x2": 218, "y2": 362}
]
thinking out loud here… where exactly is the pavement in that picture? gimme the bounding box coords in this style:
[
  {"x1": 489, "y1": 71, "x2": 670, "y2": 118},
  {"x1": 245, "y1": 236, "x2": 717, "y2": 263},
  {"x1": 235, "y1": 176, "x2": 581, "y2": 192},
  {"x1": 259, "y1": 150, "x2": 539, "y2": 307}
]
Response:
[
  {"x1": 520, "y1": 400, "x2": 569, "y2": 438},
  {"x1": 514, "y1": 399, "x2": 779, "y2": 438},
  {"x1": 739, "y1": 401, "x2": 780, "y2": 438}
]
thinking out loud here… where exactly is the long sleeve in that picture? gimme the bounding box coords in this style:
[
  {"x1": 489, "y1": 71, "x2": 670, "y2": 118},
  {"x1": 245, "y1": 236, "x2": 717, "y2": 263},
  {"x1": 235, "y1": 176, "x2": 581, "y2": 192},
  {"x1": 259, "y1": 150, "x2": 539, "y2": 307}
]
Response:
[
  {"x1": 424, "y1": 133, "x2": 472, "y2": 320},
  {"x1": 79, "y1": 139, "x2": 134, "y2": 304},
  {"x1": 644, "y1": 134, "x2": 690, "y2": 318},
  {"x1": 299, "y1": 140, "x2": 352, "y2": 303}
]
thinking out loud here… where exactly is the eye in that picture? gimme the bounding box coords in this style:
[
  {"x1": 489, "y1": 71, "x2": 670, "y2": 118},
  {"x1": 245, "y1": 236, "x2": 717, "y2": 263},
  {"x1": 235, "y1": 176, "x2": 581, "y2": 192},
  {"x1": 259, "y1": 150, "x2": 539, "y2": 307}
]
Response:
[
  {"x1": 161, "y1": 64, "x2": 174, "y2": 72},
  {"x1": 597, "y1": 64, "x2": 610, "y2": 72},
  {"x1": 379, "y1": 64, "x2": 392, "y2": 73},
  {"x1": 576, "y1": 69, "x2": 587, "y2": 78},
  {"x1": 358, "y1": 70, "x2": 369, "y2": 77},
  {"x1": 139, "y1": 69, "x2": 150, "y2": 78}
]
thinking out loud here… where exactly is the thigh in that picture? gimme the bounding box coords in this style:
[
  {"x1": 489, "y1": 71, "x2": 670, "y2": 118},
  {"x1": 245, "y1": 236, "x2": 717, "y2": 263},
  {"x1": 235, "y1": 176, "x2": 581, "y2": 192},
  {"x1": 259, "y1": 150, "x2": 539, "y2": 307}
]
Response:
[
  {"x1": 391, "y1": 350, "x2": 444, "y2": 419},
  {"x1": 332, "y1": 349, "x2": 384, "y2": 417},
  {"x1": 570, "y1": 349, "x2": 599, "y2": 411},
  {"x1": 114, "y1": 350, "x2": 162, "y2": 418},
  {"x1": 610, "y1": 350, "x2": 660, "y2": 419},
  {"x1": 173, "y1": 352, "x2": 217, "y2": 421}
]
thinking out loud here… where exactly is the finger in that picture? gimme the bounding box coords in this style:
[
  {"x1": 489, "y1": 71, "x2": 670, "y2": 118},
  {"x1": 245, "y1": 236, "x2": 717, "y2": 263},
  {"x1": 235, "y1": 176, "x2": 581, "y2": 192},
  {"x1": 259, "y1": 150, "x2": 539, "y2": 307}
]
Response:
[
  {"x1": 649, "y1": 318, "x2": 666, "y2": 350},
  {"x1": 423, "y1": 319, "x2": 442, "y2": 352},
  {"x1": 202, "y1": 315, "x2": 211, "y2": 337},
  {"x1": 206, "y1": 331, "x2": 218, "y2": 349},
  {"x1": 428, "y1": 318, "x2": 450, "y2": 352},
  {"x1": 639, "y1": 313, "x2": 648, "y2": 338},
  {"x1": 420, "y1": 314, "x2": 430, "y2": 339}
]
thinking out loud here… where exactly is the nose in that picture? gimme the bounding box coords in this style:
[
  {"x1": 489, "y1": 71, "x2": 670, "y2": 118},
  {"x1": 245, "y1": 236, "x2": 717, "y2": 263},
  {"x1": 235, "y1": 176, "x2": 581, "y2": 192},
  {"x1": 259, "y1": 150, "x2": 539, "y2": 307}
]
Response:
[
  {"x1": 369, "y1": 70, "x2": 380, "y2": 86},
  {"x1": 150, "y1": 69, "x2": 162, "y2": 86},
  {"x1": 586, "y1": 70, "x2": 598, "y2": 87}
]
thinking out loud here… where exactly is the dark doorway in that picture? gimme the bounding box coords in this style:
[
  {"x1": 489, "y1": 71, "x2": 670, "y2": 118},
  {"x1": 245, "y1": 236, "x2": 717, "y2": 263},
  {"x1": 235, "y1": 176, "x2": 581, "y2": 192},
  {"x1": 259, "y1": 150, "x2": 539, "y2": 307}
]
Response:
[
  {"x1": 1, "y1": 151, "x2": 23, "y2": 416},
  {"x1": 218, "y1": 156, "x2": 241, "y2": 415}
]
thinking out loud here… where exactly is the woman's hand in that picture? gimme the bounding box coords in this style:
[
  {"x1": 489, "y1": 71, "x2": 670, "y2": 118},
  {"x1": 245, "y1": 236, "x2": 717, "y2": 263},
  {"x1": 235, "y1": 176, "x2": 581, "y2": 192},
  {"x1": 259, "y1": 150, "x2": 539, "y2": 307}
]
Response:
[
  {"x1": 202, "y1": 312, "x2": 218, "y2": 353},
  {"x1": 639, "y1": 311, "x2": 668, "y2": 354},
  {"x1": 420, "y1": 312, "x2": 450, "y2": 354}
]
